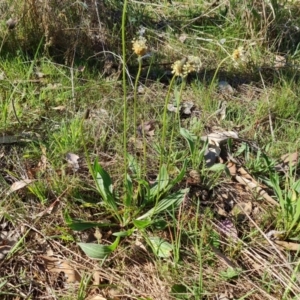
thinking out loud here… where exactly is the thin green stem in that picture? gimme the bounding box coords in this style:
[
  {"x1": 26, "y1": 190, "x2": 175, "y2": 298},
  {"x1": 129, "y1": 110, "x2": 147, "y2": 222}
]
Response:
[
  {"x1": 177, "y1": 78, "x2": 185, "y2": 127},
  {"x1": 167, "y1": 78, "x2": 185, "y2": 167},
  {"x1": 133, "y1": 57, "x2": 142, "y2": 145},
  {"x1": 121, "y1": 0, "x2": 128, "y2": 181},
  {"x1": 210, "y1": 56, "x2": 229, "y2": 89},
  {"x1": 160, "y1": 75, "x2": 176, "y2": 168}
]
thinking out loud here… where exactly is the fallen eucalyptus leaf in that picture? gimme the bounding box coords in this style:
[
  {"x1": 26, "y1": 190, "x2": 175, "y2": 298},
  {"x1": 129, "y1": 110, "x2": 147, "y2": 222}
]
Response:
[
  {"x1": 137, "y1": 120, "x2": 156, "y2": 137},
  {"x1": 227, "y1": 161, "x2": 236, "y2": 176},
  {"x1": 178, "y1": 33, "x2": 188, "y2": 43},
  {"x1": 265, "y1": 230, "x2": 286, "y2": 240},
  {"x1": 167, "y1": 103, "x2": 181, "y2": 113},
  {"x1": 87, "y1": 296, "x2": 107, "y2": 300},
  {"x1": 8, "y1": 179, "x2": 34, "y2": 195},
  {"x1": 274, "y1": 240, "x2": 300, "y2": 251},
  {"x1": 138, "y1": 85, "x2": 145, "y2": 94},
  {"x1": 201, "y1": 131, "x2": 238, "y2": 146},
  {"x1": 0, "y1": 230, "x2": 20, "y2": 260},
  {"x1": 273, "y1": 54, "x2": 286, "y2": 69},
  {"x1": 181, "y1": 101, "x2": 194, "y2": 115},
  {"x1": 235, "y1": 175, "x2": 279, "y2": 206},
  {"x1": 35, "y1": 71, "x2": 45, "y2": 79},
  {"x1": 275, "y1": 152, "x2": 298, "y2": 173},
  {"x1": 51, "y1": 105, "x2": 66, "y2": 111},
  {"x1": 66, "y1": 153, "x2": 80, "y2": 171},
  {"x1": 231, "y1": 201, "x2": 252, "y2": 222},
  {"x1": 39, "y1": 255, "x2": 81, "y2": 283}
]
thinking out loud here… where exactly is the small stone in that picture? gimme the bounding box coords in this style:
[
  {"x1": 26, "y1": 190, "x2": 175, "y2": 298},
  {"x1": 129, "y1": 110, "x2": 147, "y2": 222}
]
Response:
[{"x1": 218, "y1": 81, "x2": 234, "y2": 94}]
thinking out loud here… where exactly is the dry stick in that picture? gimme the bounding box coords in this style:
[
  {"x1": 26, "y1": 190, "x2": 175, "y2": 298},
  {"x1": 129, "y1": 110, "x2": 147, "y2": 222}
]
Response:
[
  {"x1": 235, "y1": 175, "x2": 279, "y2": 206},
  {"x1": 94, "y1": 0, "x2": 105, "y2": 53},
  {"x1": 94, "y1": 0, "x2": 102, "y2": 32},
  {"x1": 259, "y1": 70, "x2": 275, "y2": 141}
]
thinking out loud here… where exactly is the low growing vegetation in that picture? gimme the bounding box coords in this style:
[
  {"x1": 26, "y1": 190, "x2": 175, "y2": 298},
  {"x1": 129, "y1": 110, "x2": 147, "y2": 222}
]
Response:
[{"x1": 1, "y1": 0, "x2": 300, "y2": 299}]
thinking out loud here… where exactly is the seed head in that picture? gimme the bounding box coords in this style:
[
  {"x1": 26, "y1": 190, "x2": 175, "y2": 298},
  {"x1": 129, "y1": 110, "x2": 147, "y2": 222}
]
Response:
[
  {"x1": 171, "y1": 58, "x2": 187, "y2": 77},
  {"x1": 232, "y1": 46, "x2": 245, "y2": 62},
  {"x1": 132, "y1": 37, "x2": 148, "y2": 57},
  {"x1": 183, "y1": 56, "x2": 202, "y2": 76},
  {"x1": 172, "y1": 56, "x2": 201, "y2": 77}
]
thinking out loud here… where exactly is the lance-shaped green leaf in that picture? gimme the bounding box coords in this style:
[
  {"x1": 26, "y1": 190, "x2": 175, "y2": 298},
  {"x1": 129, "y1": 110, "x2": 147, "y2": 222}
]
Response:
[
  {"x1": 93, "y1": 159, "x2": 118, "y2": 213},
  {"x1": 149, "y1": 164, "x2": 169, "y2": 200},
  {"x1": 64, "y1": 211, "x2": 116, "y2": 230},
  {"x1": 180, "y1": 127, "x2": 196, "y2": 155},
  {"x1": 148, "y1": 237, "x2": 173, "y2": 258},
  {"x1": 169, "y1": 159, "x2": 187, "y2": 186},
  {"x1": 133, "y1": 219, "x2": 152, "y2": 229},
  {"x1": 127, "y1": 153, "x2": 141, "y2": 177},
  {"x1": 137, "y1": 188, "x2": 189, "y2": 220},
  {"x1": 78, "y1": 236, "x2": 120, "y2": 259}
]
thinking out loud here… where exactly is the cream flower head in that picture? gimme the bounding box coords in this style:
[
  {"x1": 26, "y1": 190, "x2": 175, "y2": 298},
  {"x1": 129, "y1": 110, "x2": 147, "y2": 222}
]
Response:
[
  {"x1": 132, "y1": 37, "x2": 148, "y2": 57},
  {"x1": 232, "y1": 46, "x2": 246, "y2": 62},
  {"x1": 171, "y1": 58, "x2": 187, "y2": 77},
  {"x1": 172, "y1": 56, "x2": 201, "y2": 77},
  {"x1": 183, "y1": 56, "x2": 202, "y2": 76}
]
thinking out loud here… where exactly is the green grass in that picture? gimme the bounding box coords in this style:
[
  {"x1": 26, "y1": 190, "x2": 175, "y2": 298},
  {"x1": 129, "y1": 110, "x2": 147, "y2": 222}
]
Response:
[{"x1": 1, "y1": 0, "x2": 300, "y2": 299}]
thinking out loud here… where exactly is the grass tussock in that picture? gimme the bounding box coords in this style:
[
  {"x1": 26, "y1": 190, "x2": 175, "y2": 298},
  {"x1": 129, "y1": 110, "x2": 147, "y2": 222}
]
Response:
[{"x1": 1, "y1": 0, "x2": 300, "y2": 299}]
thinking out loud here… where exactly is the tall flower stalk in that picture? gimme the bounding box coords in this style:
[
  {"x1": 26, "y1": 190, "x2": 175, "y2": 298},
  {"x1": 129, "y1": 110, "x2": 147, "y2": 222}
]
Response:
[
  {"x1": 121, "y1": 0, "x2": 128, "y2": 182},
  {"x1": 211, "y1": 46, "x2": 246, "y2": 87},
  {"x1": 132, "y1": 37, "x2": 148, "y2": 145}
]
